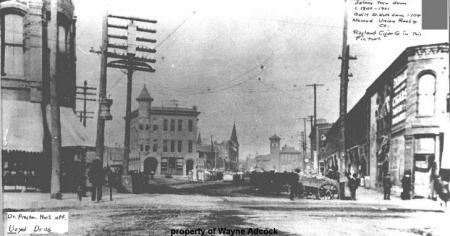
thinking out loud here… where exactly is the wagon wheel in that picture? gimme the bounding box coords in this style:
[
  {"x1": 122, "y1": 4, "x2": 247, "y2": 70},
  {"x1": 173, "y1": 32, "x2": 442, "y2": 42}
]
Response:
[{"x1": 318, "y1": 183, "x2": 338, "y2": 200}]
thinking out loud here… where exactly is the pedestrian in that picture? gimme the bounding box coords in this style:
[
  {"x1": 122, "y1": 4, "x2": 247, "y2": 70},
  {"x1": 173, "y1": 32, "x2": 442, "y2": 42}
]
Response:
[
  {"x1": 401, "y1": 170, "x2": 412, "y2": 200},
  {"x1": 345, "y1": 172, "x2": 360, "y2": 200},
  {"x1": 289, "y1": 170, "x2": 300, "y2": 200},
  {"x1": 88, "y1": 159, "x2": 105, "y2": 202},
  {"x1": 383, "y1": 173, "x2": 392, "y2": 200}
]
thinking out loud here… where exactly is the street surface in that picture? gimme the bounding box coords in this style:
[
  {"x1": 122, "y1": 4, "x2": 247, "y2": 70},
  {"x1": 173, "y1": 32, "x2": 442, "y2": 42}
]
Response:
[{"x1": 3, "y1": 182, "x2": 449, "y2": 236}]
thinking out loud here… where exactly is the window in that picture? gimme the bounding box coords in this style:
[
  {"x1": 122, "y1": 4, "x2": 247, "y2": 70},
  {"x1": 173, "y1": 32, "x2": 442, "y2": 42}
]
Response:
[
  {"x1": 178, "y1": 140, "x2": 182, "y2": 152},
  {"x1": 178, "y1": 120, "x2": 183, "y2": 131},
  {"x1": 145, "y1": 119, "x2": 150, "y2": 130},
  {"x1": 163, "y1": 119, "x2": 168, "y2": 131},
  {"x1": 153, "y1": 118, "x2": 158, "y2": 131},
  {"x1": 188, "y1": 120, "x2": 193, "y2": 132},
  {"x1": 170, "y1": 119, "x2": 175, "y2": 131},
  {"x1": 417, "y1": 73, "x2": 436, "y2": 115},
  {"x1": 1, "y1": 13, "x2": 24, "y2": 76},
  {"x1": 57, "y1": 22, "x2": 72, "y2": 106},
  {"x1": 139, "y1": 142, "x2": 144, "y2": 152},
  {"x1": 152, "y1": 139, "x2": 158, "y2": 152},
  {"x1": 188, "y1": 141, "x2": 193, "y2": 153},
  {"x1": 171, "y1": 140, "x2": 175, "y2": 152},
  {"x1": 139, "y1": 119, "x2": 144, "y2": 130},
  {"x1": 145, "y1": 144, "x2": 150, "y2": 152},
  {"x1": 163, "y1": 140, "x2": 168, "y2": 152}
]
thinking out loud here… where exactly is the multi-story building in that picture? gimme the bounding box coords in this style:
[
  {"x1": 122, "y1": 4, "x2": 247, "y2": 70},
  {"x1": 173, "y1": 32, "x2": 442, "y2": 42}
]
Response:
[
  {"x1": 255, "y1": 134, "x2": 302, "y2": 172},
  {"x1": 309, "y1": 121, "x2": 333, "y2": 174},
  {"x1": 1, "y1": 0, "x2": 88, "y2": 191},
  {"x1": 127, "y1": 86, "x2": 201, "y2": 176},
  {"x1": 323, "y1": 43, "x2": 449, "y2": 197}
]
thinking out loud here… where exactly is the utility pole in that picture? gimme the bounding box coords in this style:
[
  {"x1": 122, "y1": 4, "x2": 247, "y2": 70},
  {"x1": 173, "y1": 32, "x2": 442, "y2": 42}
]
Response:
[
  {"x1": 211, "y1": 135, "x2": 216, "y2": 169},
  {"x1": 104, "y1": 14, "x2": 157, "y2": 176},
  {"x1": 48, "y1": 0, "x2": 61, "y2": 199},
  {"x1": 76, "y1": 80, "x2": 96, "y2": 127},
  {"x1": 306, "y1": 83, "x2": 324, "y2": 128},
  {"x1": 338, "y1": 0, "x2": 357, "y2": 172},
  {"x1": 95, "y1": 8, "x2": 112, "y2": 169},
  {"x1": 298, "y1": 117, "x2": 308, "y2": 171},
  {"x1": 307, "y1": 115, "x2": 314, "y2": 172}
]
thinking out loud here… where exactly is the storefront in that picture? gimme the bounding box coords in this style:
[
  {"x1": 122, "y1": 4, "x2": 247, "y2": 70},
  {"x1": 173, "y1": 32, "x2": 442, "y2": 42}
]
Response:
[
  {"x1": 161, "y1": 157, "x2": 184, "y2": 175},
  {"x1": 2, "y1": 102, "x2": 92, "y2": 191}
]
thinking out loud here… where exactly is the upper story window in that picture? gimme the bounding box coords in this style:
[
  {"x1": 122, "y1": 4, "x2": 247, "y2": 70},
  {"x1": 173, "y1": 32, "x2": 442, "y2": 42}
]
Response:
[
  {"x1": 178, "y1": 120, "x2": 183, "y2": 131},
  {"x1": 170, "y1": 119, "x2": 175, "y2": 131},
  {"x1": 417, "y1": 73, "x2": 436, "y2": 115},
  {"x1": 170, "y1": 140, "x2": 175, "y2": 152},
  {"x1": 153, "y1": 118, "x2": 158, "y2": 131},
  {"x1": 152, "y1": 139, "x2": 158, "y2": 152},
  {"x1": 163, "y1": 140, "x2": 168, "y2": 152},
  {"x1": 188, "y1": 140, "x2": 193, "y2": 153},
  {"x1": 188, "y1": 120, "x2": 193, "y2": 132},
  {"x1": 163, "y1": 119, "x2": 168, "y2": 131},
  {"x1": 1, "y1": 13, "x2": 24, "y2": 76}
]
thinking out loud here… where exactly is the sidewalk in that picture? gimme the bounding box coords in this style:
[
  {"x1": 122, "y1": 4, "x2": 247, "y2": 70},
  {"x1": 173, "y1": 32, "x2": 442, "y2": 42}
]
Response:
[{"x1": 348, "y1": 187, "x2": 445, "y2": 212}]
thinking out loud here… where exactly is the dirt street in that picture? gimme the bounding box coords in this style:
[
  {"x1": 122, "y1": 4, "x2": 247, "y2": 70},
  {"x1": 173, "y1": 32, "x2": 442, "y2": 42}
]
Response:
[{"x1": 3, "y1": 183, "x2": 449, "y2": 236}]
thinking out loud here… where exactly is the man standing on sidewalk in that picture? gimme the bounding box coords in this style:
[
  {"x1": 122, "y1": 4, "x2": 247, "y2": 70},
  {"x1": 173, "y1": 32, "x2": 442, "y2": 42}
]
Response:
[
  {"x1": 383, "y1": 173, "x2": 392, "y2": 200},
  {"x1": 345, "y1": 172, "x2": 360, "y2": 200},
  {"x1": 88, "y1": 159, "x2": 105, "y2": 202}
]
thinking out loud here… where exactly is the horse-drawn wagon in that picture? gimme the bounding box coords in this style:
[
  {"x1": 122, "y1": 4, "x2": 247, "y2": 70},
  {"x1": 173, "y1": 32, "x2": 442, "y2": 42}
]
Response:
[{"x1": 298, "y1": 175, "x2": 340, "y2": 200}]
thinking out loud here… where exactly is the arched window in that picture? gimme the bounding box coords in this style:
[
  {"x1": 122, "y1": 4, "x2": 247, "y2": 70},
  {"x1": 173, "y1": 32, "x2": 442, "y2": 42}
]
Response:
[
  {"x1": 1, "y1": 13, "x2": 24, "y2": 76},
  {"x1": 417, "y1": 73, "x2": 436, "y2": 115}
]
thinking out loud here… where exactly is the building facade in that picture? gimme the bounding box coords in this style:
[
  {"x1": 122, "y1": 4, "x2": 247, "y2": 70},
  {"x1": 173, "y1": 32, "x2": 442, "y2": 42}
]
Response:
[
  {"x1": 255, "y1": 134, "x2": 302, "y2": 172},
  {"x1": 1, "y1": 0, "x2": 88, "y2": 191},
  {"x1": 196, "y1": 123, "x2": 240, "y2": 171},
  {"x1": 309, "y1": 121, "x2": 333, "y2": 174},
  {"x1": 323, "y1": 43, "x2": 449, "y2": 197},
  {"x1": 127, "y1": 86, "x2": 201, "y2": 176}
]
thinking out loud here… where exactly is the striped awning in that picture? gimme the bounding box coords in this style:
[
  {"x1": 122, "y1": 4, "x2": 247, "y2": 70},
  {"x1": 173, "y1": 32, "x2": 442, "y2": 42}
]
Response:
[{"x1": 2, "y1": 100, "x2": 44, "y2": 153}]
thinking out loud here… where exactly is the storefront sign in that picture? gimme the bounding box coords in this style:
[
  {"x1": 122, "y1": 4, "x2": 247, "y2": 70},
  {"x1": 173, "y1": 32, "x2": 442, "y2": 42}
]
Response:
[{"x1": 392, "y1": 71, "x2": 407, "y2": 126}]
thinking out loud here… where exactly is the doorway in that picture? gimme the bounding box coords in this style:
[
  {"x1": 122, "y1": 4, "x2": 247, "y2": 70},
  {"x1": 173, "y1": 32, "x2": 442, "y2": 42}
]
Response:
[
  {"x1": 186, "y1": 159, "x2": 194, "y2": 175},
  {"x1": 413, "y1": 154, "x2": 434, "y2": 197},
  {"x1": 144, "y1": 157, "x2": 158, "y2": 175}
]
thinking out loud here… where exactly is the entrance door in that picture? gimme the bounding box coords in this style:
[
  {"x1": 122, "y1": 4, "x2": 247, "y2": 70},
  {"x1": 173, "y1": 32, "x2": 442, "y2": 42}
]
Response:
[
  {"x1": 413, "y1": 154, "x2": 434, "y2": 197},
  {"x1": 186, "y1": 159, "x2": 194, "y2": 175},
  {"x1": 144, "y1": 157, "x2": 158, "y2": 174}
]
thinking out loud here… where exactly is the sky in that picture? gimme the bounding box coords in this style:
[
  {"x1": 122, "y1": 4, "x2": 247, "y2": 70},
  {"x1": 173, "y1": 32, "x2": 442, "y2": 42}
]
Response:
[{"x1": 73, "y1": 0, "x2": 448, "y2": 160}]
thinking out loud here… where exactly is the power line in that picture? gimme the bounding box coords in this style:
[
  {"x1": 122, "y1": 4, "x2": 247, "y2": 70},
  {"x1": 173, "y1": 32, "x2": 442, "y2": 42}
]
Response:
[{"x1": 155, "y1": 11, "x2": 197, "y2": 50}]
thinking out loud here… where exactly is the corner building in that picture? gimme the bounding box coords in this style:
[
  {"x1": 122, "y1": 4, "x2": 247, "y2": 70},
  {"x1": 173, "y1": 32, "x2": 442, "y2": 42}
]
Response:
[
  {"x1": 1, "y1": 0, "x2": 87, "y2": 191},
  {"x1": 324, "y1": 43, "x2": 450, "y2": 198},
  {"x1": 127, "y1": 86, "x2": 201, "y2": 176}
]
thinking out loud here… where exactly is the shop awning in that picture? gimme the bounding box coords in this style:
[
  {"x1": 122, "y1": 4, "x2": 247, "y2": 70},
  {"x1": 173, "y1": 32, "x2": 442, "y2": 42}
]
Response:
[
  {"x1": 2, "y1": 100, "x2": 44, "y2": 153},
  {"x1": 60, "y1": 107, "x2": 93, "y2": 147}
]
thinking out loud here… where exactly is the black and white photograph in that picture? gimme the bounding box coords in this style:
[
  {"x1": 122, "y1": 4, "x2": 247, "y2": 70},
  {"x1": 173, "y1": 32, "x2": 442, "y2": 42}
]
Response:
[{"x1": 1, "y1": 0, "x2": 449, "y2": 235}]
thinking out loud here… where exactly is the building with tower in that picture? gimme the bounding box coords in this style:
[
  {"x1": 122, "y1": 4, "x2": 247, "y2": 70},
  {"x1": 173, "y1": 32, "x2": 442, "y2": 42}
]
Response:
[
  {"x1": 255, "y1": 134, "x2": 302, "y2": 172},
  {"x1": 127, "y1": 85, "x2": 201, "y2": 176}
]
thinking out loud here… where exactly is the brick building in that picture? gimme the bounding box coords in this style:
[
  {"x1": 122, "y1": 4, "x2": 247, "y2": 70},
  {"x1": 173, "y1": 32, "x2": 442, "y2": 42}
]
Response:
[
  {"x1": 323, "y1": 43, "x2": 449, "y2": 197},
  {"x1": 309, "y1": 121, "x2": 333, "y2": 174},
  {"x1": 255, "y1": 134, "x2": 302, "y2": 172},
  {"x1": 127, "y1": 86, "x2": 201, "y2": 176},
  {"x1": 1, "y1": 0, "x2": 89, "y2": 191}
]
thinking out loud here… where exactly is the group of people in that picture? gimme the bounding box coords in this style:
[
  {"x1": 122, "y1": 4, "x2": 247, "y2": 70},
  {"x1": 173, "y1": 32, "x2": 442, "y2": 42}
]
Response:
[
  {"x1": 344, "y1": 171, "x2": 392, "y2": 201},
  {"x1": 77, "y1": 159, "x2": 106, "y2": 202}
]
